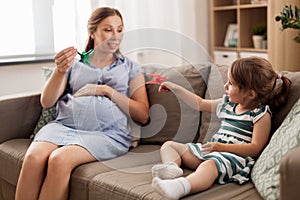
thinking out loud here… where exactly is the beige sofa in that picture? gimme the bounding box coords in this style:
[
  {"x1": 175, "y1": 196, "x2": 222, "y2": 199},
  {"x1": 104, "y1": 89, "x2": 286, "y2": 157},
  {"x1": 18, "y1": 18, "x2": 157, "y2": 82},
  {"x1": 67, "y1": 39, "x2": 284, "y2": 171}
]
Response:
[{"x1": 0, "y1": 63, "x2": 300, "y2": 200}]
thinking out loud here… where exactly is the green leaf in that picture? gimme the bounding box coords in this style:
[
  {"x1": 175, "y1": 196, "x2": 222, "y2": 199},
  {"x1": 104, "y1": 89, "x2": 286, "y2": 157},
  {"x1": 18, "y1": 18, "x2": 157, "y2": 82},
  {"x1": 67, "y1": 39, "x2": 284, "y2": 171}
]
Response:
[
  {"x1": 294, "y1": 35, "x2": 300, "y2": 43},
  {"x1": 290, "y1": 5, "x2": 293, "y2": 18},
  {"x1": 296, "y1": 6, "x2": 300, "y2": 19},
  {"x1": 275, "y1": 4, "x2": 300, "y2": 43}
]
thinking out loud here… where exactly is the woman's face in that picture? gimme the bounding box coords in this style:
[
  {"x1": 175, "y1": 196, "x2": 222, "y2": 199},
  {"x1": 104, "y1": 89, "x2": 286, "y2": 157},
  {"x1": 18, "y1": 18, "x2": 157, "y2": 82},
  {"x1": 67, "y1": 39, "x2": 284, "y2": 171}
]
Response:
[{"x1": 91, "y1": 15, "x2": 123, "y2": 53}]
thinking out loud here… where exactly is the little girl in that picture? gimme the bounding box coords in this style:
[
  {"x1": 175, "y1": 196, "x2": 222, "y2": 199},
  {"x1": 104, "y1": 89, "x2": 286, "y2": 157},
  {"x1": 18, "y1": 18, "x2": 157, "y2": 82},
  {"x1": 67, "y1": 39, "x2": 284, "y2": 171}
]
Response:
[{"x1": 151, "y1": 57, "x2": 291, "y2": 200}]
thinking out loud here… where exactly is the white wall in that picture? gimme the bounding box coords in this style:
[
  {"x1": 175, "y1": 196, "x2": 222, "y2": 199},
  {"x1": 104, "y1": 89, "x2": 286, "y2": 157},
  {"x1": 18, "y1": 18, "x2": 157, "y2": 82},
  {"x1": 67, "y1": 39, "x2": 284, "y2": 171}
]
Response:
[
  {"x1": 97, "y1": 0, "x2": 210, "y2": 66},
  {"x1": 0, "y1": 62, "x2": 54, "y2": 96}
]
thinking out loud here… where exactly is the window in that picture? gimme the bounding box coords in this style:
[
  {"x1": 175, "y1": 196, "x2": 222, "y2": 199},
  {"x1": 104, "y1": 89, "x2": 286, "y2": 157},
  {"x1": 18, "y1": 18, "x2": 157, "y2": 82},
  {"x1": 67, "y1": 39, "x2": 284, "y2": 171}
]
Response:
[
  {"x1": 0, "y1": 0, "x2": 91, "y2": 63},
  {"x1": 0, "y1": 1, "x2": 35, "y2": 57}
]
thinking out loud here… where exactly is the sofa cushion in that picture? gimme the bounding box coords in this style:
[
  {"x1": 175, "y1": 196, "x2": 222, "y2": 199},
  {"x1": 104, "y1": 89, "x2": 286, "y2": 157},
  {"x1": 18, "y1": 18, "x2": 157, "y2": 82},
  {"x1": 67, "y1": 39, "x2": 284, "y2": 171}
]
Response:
[
  {"x1": 69, "y1": 144, "x2": 161, "y2": 200},
  {"x1": 89, "y1": 164, "x2": 159, "y2": 200},
  {"x1": 140, "y1": 64, "x2": 211, "y2": 145},
  {"x1": 89, "y1": 165, "x2": 261, "y2": 200},
  {"x1": 251, "y1": 97, "x2": 300, "y2": 200},
  {"x1": 198, "y1": 64, "x2": 228, "y2": 143}
]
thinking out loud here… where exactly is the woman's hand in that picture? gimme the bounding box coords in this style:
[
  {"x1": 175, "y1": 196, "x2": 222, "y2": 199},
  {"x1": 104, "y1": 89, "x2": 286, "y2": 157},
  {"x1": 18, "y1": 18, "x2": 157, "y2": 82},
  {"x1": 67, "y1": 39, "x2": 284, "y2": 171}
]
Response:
[
  {"x1": 54, "y1": 46, "x2": 77, "y2": 74},
  {"x1": 74, "y1": 84, "x2": 112, "y2": 97}
]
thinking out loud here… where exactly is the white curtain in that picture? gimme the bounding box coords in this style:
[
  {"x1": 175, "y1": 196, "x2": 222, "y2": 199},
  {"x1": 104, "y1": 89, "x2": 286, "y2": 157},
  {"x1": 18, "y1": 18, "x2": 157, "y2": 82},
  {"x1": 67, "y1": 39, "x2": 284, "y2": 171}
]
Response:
[{"x1": 70, "y1": 0, "x2": 210, "y2": 66}]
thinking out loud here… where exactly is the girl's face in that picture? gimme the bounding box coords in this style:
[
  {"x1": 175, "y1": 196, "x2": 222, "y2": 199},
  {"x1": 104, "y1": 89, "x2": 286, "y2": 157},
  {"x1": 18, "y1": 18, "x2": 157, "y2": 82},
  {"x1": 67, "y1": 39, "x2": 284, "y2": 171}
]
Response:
[
  {"x1": 224, "y1": 72, "x2": 246, "y2": 104},
  {"x1": 91, "y1": 15, "x2": 123, "y2": 53}
]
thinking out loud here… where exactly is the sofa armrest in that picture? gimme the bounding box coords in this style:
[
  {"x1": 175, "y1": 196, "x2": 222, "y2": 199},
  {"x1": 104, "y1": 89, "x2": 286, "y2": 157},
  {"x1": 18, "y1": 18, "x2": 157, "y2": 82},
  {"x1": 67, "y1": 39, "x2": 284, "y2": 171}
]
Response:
[
  {"x1": 0, "y1": 92, "x2": 42, "y2": 143},
  {"x1": 279, "y1": 146, "x2": 300, "y2": 200}
]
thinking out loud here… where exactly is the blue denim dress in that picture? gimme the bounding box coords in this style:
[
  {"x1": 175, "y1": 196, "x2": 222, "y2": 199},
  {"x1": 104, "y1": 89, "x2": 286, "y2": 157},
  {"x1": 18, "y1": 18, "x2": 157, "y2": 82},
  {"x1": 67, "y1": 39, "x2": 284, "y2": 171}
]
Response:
[{"x1": 34, "y1": 56, "x2": 144, "y2": 161}]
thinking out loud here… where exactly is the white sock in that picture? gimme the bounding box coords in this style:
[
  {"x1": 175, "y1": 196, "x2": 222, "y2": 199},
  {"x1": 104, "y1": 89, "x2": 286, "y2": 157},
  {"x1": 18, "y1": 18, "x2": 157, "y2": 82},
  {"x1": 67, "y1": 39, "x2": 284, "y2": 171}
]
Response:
[
  {"x1": 152, "y1": 162, "x2": 183, "y2": 179},
  {"x1": 152, "y1": 177, "x2": 191, "y2": 200}
]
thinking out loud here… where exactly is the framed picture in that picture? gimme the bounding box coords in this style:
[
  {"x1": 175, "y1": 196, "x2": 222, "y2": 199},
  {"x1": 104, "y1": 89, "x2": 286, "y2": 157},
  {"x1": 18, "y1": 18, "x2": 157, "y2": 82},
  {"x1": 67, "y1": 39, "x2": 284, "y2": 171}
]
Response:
[{"x1": 224, "y1": 24, "x2": 238, "y2": 47}]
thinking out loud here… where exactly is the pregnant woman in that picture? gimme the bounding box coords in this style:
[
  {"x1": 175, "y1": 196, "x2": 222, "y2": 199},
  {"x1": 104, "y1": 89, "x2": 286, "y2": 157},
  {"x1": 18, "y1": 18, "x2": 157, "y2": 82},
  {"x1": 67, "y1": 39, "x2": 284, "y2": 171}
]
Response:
[{"x1": 15, "y1": 7, "x2": 149, "y2": 200}]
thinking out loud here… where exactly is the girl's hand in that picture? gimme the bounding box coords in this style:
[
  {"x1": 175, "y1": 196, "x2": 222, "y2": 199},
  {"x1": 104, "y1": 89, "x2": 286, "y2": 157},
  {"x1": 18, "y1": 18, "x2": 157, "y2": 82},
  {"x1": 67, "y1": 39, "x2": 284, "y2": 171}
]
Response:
[
  {"x1": 201, "y1": 142, "x2": 221, "y2": 155},
  {"x1": 54, "y1": 47, "x2": 77, "y2": 74},
  {"x1": 158, "y1": 81, "x2": 176, "y2": 92}
]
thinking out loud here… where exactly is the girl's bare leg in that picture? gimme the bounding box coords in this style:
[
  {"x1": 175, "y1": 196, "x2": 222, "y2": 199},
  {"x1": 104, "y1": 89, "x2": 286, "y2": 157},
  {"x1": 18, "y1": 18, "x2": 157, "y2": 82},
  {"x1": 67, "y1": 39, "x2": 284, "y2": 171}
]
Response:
[
  {"x1": 160, "y1": 141, "x2": 202, "y2": 168},
  {"x1": 38, "y1": 145, "x2": 96, "y2": 200},
  {"x1": 15, "y1": 142, "x2": 58, "y2": 200},
  {"x1": 152, "y1": 141, "x2": 202, "y2": 179},
  {"x1": 186, "y1": 159, "x2": 218, "y2": 193}
]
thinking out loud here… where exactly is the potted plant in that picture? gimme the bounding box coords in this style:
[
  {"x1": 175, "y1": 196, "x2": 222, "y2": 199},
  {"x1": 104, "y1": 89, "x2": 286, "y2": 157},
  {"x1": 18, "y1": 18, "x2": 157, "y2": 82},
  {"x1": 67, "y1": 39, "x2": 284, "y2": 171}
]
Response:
[
  {"x1": 262, "y1": 31, "x2": 267, "y2": 49},
  {"x1": 275, "y1": 4, "x2": 300, "y2": 43},
  {"x1": 252, "y1": 24, "x2": 267, "y2": 49}
]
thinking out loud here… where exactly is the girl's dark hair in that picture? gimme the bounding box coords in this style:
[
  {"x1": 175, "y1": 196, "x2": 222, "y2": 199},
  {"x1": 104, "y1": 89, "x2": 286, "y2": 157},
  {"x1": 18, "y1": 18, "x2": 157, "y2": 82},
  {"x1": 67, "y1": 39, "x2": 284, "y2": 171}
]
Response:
[
  {"x1": 85, "y1": 7, "x2": 123, "y2": 53},
  {"x1": 230, "y1": 57, "x2": 292, "y2": 110}
]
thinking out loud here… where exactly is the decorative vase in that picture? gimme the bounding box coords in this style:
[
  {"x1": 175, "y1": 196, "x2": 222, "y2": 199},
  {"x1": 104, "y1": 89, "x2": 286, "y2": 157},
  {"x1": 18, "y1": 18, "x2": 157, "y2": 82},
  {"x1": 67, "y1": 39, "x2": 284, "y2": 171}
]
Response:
[{"x1": 252, "y1": 35, "x2": 263, "y2": 49}]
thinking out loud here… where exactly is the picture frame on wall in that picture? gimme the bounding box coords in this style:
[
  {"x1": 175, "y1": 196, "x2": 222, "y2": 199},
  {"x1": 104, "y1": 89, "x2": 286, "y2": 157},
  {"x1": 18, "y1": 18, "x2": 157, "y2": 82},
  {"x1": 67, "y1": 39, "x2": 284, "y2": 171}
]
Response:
[{"x1": 224, "y1": 24, "x2": 238, "y2": 47}]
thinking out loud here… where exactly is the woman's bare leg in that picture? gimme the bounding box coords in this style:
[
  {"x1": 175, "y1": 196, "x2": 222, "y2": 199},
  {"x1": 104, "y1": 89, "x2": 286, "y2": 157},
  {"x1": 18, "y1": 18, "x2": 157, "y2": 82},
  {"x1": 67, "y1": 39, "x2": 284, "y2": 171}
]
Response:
[
  {"x1": 38, "y1": 145, "x2": 96, "y2": 200},
  {"x1": 15, "y1": 142, "x2": 58, "y2": 200}
]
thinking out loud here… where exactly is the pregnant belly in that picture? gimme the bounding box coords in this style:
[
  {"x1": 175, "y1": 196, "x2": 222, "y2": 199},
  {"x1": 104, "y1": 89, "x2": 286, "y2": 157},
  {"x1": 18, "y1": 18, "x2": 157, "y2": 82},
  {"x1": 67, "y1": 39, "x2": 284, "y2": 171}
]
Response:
[{"x1": 56, "y1": 94, "x2": 127, "y2": 131}]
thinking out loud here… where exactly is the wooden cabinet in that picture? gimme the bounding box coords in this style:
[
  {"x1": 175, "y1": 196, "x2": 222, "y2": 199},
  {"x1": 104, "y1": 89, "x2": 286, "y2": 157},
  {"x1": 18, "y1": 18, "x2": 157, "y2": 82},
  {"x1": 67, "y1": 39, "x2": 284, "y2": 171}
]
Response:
[
  {"x1": 210, "y1": 0, "x2": 300, "y2": 71},
  {"x1": 210, "y1": 0, "x2": 268, "y2": 63}
]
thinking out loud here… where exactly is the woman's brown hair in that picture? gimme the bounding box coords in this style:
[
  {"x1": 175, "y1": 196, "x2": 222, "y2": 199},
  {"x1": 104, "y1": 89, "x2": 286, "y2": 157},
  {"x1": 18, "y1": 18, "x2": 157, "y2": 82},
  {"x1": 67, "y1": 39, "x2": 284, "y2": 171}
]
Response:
[
  {"x1": 85, "y1": 7, "x2": 123, "y2": 53},
  {"x1": 230, "y1": 57, "x2": 292, "y2": 110}
]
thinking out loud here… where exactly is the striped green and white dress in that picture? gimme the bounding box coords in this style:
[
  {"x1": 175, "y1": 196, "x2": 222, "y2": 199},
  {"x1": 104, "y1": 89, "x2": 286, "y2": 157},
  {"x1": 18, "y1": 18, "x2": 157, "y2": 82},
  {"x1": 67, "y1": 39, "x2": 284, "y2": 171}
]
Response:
[{"x1": 188, "y1": 95, "x2": 270, "y2": 184}]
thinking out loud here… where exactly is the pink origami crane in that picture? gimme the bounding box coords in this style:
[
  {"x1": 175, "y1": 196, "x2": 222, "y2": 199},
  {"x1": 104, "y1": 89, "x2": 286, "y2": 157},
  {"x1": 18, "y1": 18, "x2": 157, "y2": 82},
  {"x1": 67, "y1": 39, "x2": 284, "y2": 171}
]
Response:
[
  {"x1": 146, "y1": 74, "x2": 167, "y2": 85},
  {"x1": 146, "y1": 74, "x2": 171, "y2": 92}
]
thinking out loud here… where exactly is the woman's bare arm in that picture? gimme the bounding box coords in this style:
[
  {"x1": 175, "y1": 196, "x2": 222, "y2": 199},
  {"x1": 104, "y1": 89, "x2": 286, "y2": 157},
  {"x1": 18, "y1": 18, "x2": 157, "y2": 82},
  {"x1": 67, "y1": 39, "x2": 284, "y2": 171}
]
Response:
[{"x1": 40, "y1": 47, "x2": 77, "y2": 108}]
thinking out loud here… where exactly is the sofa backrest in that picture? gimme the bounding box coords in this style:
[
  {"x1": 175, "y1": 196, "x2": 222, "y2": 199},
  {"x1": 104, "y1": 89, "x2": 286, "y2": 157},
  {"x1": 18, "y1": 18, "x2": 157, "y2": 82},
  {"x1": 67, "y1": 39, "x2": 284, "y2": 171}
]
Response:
[
  {"x1": 0, "y1": 93, "x2": 42, "y2": 143},
  {"x1": 140, "y1": 64, "x2": 211, "y2": 145}
]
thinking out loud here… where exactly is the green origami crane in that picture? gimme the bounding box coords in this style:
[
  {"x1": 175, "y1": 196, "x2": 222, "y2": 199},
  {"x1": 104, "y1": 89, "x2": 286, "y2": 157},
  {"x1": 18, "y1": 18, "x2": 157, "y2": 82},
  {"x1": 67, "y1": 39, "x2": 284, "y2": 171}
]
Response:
[{"x1": 77, "y1": 49, "x2": 94, "y2": 65}]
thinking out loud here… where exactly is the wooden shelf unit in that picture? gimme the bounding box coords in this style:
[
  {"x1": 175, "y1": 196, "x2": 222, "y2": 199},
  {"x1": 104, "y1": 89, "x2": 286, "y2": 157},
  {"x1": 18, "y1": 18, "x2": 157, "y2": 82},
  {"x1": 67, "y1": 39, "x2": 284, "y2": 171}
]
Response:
[{"x1": 210, "y1": 0, "x2": 268, "y2": 62}]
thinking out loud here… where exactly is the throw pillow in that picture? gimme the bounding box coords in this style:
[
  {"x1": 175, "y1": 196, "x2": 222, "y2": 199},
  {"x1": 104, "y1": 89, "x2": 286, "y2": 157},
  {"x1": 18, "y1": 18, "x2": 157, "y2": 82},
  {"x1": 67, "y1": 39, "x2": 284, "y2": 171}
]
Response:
[
  {"x1": 251, "y1": 97, "x2": 300, "y2": 200},
  {"x1": 31, "y1": 105, "x2": 57, "y2": 137},
  {"x1": 140, "y1": 64, "x2": 211, "y2": 145}
]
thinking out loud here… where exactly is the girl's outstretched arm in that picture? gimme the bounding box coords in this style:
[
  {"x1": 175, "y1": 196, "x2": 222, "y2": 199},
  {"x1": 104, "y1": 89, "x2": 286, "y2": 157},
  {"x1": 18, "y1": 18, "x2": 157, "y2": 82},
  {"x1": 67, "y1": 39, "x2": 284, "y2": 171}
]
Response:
[{"x1": 159, "y1": 81, "x2": 222, "y2": 113}]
